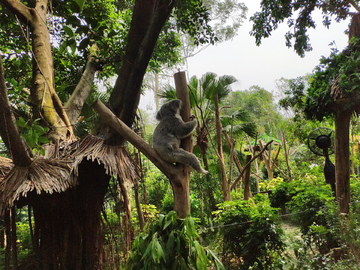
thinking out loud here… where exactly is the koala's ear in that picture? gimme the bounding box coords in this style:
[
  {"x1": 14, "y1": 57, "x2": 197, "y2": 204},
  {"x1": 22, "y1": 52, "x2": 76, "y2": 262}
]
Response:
[{"x1": 156, "y1": 111, "x2": 162, "y2": 121}]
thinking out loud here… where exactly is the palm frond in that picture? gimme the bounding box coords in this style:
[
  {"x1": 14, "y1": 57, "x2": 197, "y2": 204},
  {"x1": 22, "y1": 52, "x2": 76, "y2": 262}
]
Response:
[
  {"x1": 158, "y1": 84, "x2": 177, "y2": 100},
  {"x1": 223, "y1": 122, "x2": 257, "y2": 137}
]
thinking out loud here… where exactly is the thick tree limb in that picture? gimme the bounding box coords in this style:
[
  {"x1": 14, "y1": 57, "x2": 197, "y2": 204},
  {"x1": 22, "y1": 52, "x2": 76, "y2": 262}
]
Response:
[
  {"x1": 104, "y1": 0, "x2": 176, "y2": 145},
  {"x1": 65, "y1": 53, "x2": 98, "y2": 125},
  {"x1": 0, "y1": 54, "x2": 32, "y2": 167},
  {"x1": 0, "y1": 0, "x2": 32, "y2": 23},
  {"x1": 92, "y1": 99, "x2": 179, "y2": 179}
]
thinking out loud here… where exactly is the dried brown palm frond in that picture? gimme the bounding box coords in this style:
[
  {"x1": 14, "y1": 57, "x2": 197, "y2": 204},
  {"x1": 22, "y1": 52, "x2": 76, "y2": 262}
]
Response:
[
  {"x1": 0, "y1": 158, "x2": 73, "y2": 212},
  {"x1": 0, "y1": 134, "x2": 139, "y2": 213},
  {"x1": 67, "y1": 134, "x2": 139, "y2": 181},
  {"x1": 0, "y1": 156, "x2": 13, "y2": 181}
]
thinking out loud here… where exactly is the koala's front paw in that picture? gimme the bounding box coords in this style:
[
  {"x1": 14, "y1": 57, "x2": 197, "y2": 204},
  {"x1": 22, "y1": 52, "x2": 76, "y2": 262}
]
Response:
[{"x1": 190, "y1": 115, "x2": 196, "y2": 121}]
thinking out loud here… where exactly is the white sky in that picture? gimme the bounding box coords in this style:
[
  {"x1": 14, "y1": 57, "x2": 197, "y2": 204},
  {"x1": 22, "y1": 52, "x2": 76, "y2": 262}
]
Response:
[{"x1": 139, "y1": 0, "x2": 352, "y2": 112}]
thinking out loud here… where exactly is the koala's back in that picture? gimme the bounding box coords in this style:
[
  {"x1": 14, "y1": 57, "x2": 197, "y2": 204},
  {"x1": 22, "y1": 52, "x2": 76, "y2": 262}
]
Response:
[{"x1": 152, "y1": 116, "x2": 183, "y2": 151}]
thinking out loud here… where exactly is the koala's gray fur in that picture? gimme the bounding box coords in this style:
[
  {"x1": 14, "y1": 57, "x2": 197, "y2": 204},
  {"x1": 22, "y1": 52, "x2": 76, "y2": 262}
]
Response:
[{"x1": 152, "y1": 99, "x2": 209, "y2": 174}]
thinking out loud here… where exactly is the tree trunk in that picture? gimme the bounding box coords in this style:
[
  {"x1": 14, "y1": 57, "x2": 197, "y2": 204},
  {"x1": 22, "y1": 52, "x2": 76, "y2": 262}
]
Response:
[
  {"x1": 335, "y1": 110, "x2": 351, "y2": 214},
  {"x1": 244, "y1": 155, "x2": 252, "y2": 200},
  {"x1": 133, "y1": 178, "x2": 145, "y2": 229},
  {"x1": 4, "y1": 209, "x2": 11, "y2": 270},
  {"x1": 11, "y1": 207, "x2": 17, "y2": 269},
  {"x1": 29, "y1": 160, "x2": 110, "y2": 269},
  {"x1": 214, "y1": 94, "x2": 230, "y2": 201},
  {"x1": 172, "y1": 72, "x2": 192, "y2": 218},
  {"x1": 118, "y1": 177, "x2": 132, "y2": 254},
  {"x1": 279, "y1": 129, "x2": 292, "y2": 181}
]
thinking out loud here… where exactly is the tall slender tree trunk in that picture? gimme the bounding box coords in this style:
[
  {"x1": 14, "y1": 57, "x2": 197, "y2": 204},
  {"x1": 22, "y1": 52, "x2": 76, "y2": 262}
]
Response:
[
  {"x1": 214, "y1": 94, "x2": 230, "y2": 201},
  {"x1": 244, "y1": 155, "x2": 252, "y2": 201},
  {"x1": 335, "y1": 110, "x2": 351, "y2": 214},
  {"x1": 171, "y1": 72, "x2": 192, "y2": 218}
]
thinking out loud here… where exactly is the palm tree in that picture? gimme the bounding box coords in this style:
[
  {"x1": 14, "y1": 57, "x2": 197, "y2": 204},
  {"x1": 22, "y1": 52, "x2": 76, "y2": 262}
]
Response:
[{"x1": 159, "y1": 72, "x2": 256, "y2": 205}]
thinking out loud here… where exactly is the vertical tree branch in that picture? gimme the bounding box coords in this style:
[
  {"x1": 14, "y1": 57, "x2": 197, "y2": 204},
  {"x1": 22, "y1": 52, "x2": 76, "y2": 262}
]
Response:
[
  {"x1": 0, "y1": 54, "x2": 32, "y2": 166},
  {"x1": 214, "y1": 94, "x2": 230, "y2": 201}
]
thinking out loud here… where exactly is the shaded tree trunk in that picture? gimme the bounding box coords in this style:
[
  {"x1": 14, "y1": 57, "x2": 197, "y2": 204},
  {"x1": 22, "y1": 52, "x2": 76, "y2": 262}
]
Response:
[
  {"x1": 29, "y1": 160, "x2": 110, "y2": 269},
  {"x1": 172, "y1": 72, "x2": 193, "y2": 218},
  {"x1": 4, "y1": 209, "x2": 11, "y2": 270},
  {"x1": 214, "y1": 94, "x2": 230, "y2": 201},
  {"x1": 335, "y1": 110, "x2": 351, "y2": 214},
  {"x1": 244, "y1": 155, "x2": 252, "y2": 201},
  {"x1": 11, "y1": 207, "x2": 17, "y2": 269},
  {"x1": 118, "y1": 177, "x2": 132, "y2": 254}
]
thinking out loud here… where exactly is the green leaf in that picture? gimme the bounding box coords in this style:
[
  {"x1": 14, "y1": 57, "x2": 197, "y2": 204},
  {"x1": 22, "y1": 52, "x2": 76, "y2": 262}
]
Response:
[
  {"x1": 32, "y1": 148, "x2": 37, "y2": 155},
  {"x1": 16, "y1": 117, "x2": 26, "y2": 128},
  {"x1": 207, "y1": 249, "x2": 226, "y2": 270},
  {"x1": 78, "y1": 38, "x2": 90, "y2": 50},
  {"x1": 63, "y1": 26, "x2": 74, "y2": 37},
  {"x1": 38, "y1": 136, "x2": 50, "y2": 144},
  {"x1": 163, "y1": 219, "x2": 172, "y2": 230},
  {"x1": 33, "y1": 125, "x2": 46, "y2": 135},
  {"x1": 141, "y1": 242, "x2": 152, "y2": 261},
  {"x1": 75, "y1": 0, "x2": 86, "y2": 11},
  {"x1": 158, "y1": 214, "x2": 165, "y2": 226},
  {"x1": 166, "y1": 231, "x2": 175, "y2": 252}
]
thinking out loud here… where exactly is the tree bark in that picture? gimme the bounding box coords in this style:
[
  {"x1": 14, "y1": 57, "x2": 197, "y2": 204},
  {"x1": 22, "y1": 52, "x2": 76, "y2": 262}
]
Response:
[
  {"x1": 1, "y1": 0, "x2": 72, "y2": 140},
  {"x1": 11, "y1": 207, "x2": 17, "y2": 269},
  {"x1": 172, "y1": 71, "x2": 193, "y2": 217},
  {"x1": 244, "y1": 155, "x2": 252, "y2": 200},
  {"x1": 65, "y1": 50, "x2": 99, "y2": 125},
  {"x1": 0, "y1": 54, "x2": 32, "y2": 167},
  {"x1": 30, "y1": 159, "x2": 110, "y2": 269},
  {"x1": 279, "y1": 129, "x2": 292, "y2": 181},
  {"x1": 106, "y1": 0, "x2": 176, "y2": 145},
  {"x1": 335, "y1": 110, "x2": 351, "y2": 214},
  {"x1": 214, "y1": 94, "x2": 230, "y2": 201},
  {"x1": 118, "y1": 177, "x2": 132, "y2": 254},
  {"x1": 4, "y1": 209, "x2": 11, "y2": 270}
]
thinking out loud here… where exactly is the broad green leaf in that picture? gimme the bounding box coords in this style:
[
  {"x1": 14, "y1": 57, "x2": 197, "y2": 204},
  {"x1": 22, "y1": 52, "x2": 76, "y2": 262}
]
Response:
[
  {"x1": 63, "y1": 26, "x2": 74, "y2": 37},
  {"x1": 163, "y1": 219, "x2": 172, "y2": 230},
  {"x1": 16, "y1": 117, "x2": 26, "y2": 128},
  {"x1": 75, "y1": 0, "x2": 86, "y2": 11},
  {"x1": 207, "y1": 249, "x2": 226, "y2": 270},
  {"x1": 38, "y1": 136, "x2": 50, "y2": 144}
]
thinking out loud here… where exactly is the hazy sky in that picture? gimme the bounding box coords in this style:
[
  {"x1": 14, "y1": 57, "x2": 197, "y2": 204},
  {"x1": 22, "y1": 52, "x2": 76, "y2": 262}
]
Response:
[{"x1": 140, "y1": 0, "x2": 352, "y2": 111}]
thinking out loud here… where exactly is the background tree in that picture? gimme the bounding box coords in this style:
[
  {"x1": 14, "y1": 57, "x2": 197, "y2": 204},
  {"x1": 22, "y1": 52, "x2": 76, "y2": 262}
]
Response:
[{"x1": 0, "y1": 0, "x2": 219, "y2": 268}]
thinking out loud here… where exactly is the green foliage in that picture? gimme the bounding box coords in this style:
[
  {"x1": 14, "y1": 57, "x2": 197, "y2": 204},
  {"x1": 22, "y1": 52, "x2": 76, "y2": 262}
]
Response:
[
  {"x1": 305, "y1": 38, "x2": 360, "y2": 120},
  {"x1": 16, "y1": 117, "x2": 49, "y2": 156},
  {"x1": 260, "y1": 176, "x2": 284, "y2": 191},
  {"x1": 221, "y1": 108, "x2": 257, "y2": 138},
  {"x1": 269, "y1": 181, "x2": 297, "y2": 212},
  {"x1": 214, "y1": 200, "x2": 285, "y2": 269},
  {"x1": 146, "y1": 174, "x2": 172, "y2": 211},
  {"x1": 223, "y1": 86, "x2": 283, "y2": 137},
  {"x1": 250, "y1": 0, "x2": 350, "y2": 57},
  {"x1": 127, "y1": 211, "x2": 225, "y2": 270},
  {"x1": 175, "y1": 1, "x2": 218, "y2": 45}
]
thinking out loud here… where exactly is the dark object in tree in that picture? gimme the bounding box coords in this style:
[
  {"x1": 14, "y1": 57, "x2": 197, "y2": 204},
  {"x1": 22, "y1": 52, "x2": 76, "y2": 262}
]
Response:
[{"x1": 308, "y1": 127, "x2": 336, "y2": 195}]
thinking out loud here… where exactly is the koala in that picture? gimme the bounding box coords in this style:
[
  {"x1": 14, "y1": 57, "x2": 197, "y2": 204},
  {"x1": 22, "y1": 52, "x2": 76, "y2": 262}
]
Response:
[{"x1": 152, "y1": 99, "x2": 209, "y2": 174}]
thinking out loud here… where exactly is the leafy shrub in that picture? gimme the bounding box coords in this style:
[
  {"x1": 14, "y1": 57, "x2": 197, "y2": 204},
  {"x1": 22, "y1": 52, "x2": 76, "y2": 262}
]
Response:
[
  {"x1": 269, "y1": 181, "x2": 297, "y2": 214},
  {"x1": 214, "y1": 200, "x2": 285, "y2": 269},
  {"x1": 127, "y1": 211, "x2": 224, "y2": 270}
]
